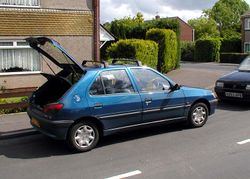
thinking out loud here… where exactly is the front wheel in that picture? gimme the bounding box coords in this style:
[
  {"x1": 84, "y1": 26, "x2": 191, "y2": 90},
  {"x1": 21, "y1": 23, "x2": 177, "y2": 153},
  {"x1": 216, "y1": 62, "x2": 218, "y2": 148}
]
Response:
[
  {"x1": 188, "y1": 103, "x2": 208, "y2": 128},
  {"x1": 67, "y1": 121, "x2": 99, "y2": 152}
]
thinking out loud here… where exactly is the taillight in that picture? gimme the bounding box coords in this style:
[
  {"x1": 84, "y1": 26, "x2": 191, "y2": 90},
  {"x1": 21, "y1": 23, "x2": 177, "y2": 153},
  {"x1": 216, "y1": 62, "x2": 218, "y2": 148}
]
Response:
[{"x1": 43, "y1": 103, "x2": 64, "y2": 113}]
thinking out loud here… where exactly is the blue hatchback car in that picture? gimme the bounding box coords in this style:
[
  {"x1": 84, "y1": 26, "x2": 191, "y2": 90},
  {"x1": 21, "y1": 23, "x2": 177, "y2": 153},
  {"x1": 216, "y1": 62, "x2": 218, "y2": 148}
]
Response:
[{"x1": 27, "y1": 37, "x2": 217, "y2": 152}]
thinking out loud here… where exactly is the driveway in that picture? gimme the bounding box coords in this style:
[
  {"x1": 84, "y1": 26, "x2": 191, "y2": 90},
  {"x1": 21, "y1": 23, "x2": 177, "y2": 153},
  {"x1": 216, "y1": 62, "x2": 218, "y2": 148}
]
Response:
[{"x1": 167, "y1": 62, "x2": 238, "y2": 90}]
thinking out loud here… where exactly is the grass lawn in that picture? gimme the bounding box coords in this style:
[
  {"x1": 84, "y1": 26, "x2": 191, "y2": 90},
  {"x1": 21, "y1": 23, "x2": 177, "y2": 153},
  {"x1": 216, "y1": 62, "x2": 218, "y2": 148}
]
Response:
[{"x1": 0, "y1": 96, "x2": 28, "y2": 104}]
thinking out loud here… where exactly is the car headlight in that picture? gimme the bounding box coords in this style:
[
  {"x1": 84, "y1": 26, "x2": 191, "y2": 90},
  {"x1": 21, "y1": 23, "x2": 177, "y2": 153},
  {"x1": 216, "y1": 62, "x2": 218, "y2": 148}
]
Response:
[
  {"x1": 216, "y1": 82, "x2": 224, "y2": 88},
  {"x1": 246, "y1": 85, "x2": 250, "y2": 90}
]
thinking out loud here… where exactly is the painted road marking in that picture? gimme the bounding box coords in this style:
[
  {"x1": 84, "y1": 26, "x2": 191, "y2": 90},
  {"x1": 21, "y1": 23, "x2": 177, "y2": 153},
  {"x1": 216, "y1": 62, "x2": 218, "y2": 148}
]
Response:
[
  {"x1": 105, "y1": 170, "x2": 142, "y2": 179},
  {"x1": 237, "y1": 139, "x2": 250, "y2": 145}
]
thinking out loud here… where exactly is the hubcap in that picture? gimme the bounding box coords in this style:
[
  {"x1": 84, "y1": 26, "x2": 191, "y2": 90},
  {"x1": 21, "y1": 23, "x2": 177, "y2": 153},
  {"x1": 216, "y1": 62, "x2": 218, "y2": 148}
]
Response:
[
  {"x1": 74, "y1": 125, "x2": 95, "y2": 148},
  {"x1": 192, "y1": 106, "x2": 207, "y2": 125}
]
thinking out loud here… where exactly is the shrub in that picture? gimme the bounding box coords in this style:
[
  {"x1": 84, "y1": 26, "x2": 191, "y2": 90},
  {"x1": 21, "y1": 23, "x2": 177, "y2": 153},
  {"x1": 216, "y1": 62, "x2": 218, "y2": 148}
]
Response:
[
  {"x1": 195, "y1": 38, "x2": 221, "y2": 62},
  {"x1": 220, "y1": 53, "x2": 248, "y2": 64},
  {"x1": 107, "y1": 39, "x2": 158, "y2": 69},
  {"x1": 146, "y1": 28, "x2": 178, "y2": 72},
  {"x1": 220, "y1": 39, "x2": 241, "y2": 53},
  {"x1": 108, "y1": 18, "x2": 181, "y2": 67},
  {"x1": 181, "y1": 41, "x2": 195, "y2": 61},
  {"x1": 146, "y1": 18, "x2": 181, "y2": 68}
]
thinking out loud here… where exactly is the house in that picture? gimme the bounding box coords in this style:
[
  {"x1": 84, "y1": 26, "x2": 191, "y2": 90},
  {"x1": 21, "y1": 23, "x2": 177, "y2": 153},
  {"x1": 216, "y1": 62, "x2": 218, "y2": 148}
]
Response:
[
  {"x1": 155, "y1": 16, "x2": 195, "y2": 41},
  {"x1": 100, "y1": 24, "x2": 116, "y2": 48},
  {"x1": 175, "y1": 17, "x2": 195, "y2": 42},
  {"x1": 0, "y1": 0, "x2": 100, "y2": 90},
  {"x1": 241, "y1": 12, "x2": 250, "y2": 52}
]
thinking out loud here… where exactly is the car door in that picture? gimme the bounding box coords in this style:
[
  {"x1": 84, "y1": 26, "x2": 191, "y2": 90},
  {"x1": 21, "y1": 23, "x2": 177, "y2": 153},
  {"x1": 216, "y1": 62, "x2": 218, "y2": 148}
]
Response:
[
  {"x1": 87, "y1": 69, "x2": 143, "y2": 131},
  {"x1": 130, "y1": 68, "x2": 186, "y2": 123}
]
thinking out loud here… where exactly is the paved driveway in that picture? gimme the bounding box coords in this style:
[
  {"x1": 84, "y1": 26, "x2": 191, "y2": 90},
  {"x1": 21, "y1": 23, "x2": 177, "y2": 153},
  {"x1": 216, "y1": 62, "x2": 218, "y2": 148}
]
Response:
[{"x1": 167, "y1": 62, "x2": 238, "y2": 89}]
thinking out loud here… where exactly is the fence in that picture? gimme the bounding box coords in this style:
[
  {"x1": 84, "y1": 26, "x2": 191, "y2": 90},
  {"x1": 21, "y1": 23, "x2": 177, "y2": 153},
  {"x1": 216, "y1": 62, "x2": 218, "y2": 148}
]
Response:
[{"x1": 0, "y1": 87, "x2": 36, "y2": 110}]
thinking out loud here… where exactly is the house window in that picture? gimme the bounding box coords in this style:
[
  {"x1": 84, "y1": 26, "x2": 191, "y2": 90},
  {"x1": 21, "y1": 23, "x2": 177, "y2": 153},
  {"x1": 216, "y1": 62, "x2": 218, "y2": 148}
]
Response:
[
  {"x1": 0, "y1": 41, "x2": 41, "y2": 73},
  {"x1": 244, "y1": 42, "x2": 250, "y2": 53},
  {"x1": 245, "y1": 18, "x2": 250, "y2": 30},
  {"x1": 0, "y1": 0, "x2": 40, "y2": 7}
]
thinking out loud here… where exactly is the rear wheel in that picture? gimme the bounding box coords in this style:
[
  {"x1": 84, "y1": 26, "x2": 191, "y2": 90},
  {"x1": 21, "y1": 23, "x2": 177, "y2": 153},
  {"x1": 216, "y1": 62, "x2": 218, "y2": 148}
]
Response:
[
  {"x1": 188, "y1": 103, "x2": 208, "y2": 128},
  {"x1": 67, "y1": 121, "x2": 99, "y2": 152}
]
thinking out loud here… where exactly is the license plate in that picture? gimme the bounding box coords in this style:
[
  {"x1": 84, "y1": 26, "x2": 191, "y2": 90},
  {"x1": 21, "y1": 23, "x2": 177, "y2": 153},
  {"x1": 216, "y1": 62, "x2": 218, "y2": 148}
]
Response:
[
  {"x1": 31, "y1": 118, "x2": 40, "y2": 128},
  {"x1": 225, "y1": 92, "x2": 243, "y2": 98}
]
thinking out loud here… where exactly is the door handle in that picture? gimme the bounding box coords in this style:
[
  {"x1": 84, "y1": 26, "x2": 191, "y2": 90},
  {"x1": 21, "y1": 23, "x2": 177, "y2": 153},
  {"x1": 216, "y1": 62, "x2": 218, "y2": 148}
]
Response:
[
  {"x1": 145, "y1": 98, "x2": 152, "y2": 106},
  {"x1": 94, "y1": 103, "x2": 103, "y2": 109}
]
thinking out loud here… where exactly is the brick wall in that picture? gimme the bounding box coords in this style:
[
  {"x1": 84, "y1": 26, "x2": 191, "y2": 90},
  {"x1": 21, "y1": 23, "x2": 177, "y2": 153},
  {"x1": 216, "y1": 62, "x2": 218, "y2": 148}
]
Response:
[{"x1": 177, "y1": 17, "x2": 194, "y2": 41}]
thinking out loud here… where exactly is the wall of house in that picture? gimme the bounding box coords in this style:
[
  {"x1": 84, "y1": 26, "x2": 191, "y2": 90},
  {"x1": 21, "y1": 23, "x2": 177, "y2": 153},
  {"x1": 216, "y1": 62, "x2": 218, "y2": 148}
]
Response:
[
  {"x1": 178, "y1": 19, "x2": 193, "y2": 41},
  {"x1": 0, "y1": 0, "x2": 95, "y2": 90},
  {"x1": 243, "y1": 32, "x2": 250, "y2": 42},
  {"x1": 0, "y1": 36, "x2": 93, "y2": 89},
  {"x1": 41, "y1": 0, "x2": 92, "y2": 10},
  {"x1": 242, "y1": 16, "x2": 249, "y2": 52}
]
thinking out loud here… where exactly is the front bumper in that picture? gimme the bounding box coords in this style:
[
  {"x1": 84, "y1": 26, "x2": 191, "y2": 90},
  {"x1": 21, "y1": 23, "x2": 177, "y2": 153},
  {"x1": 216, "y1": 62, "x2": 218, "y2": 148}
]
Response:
[
  {"x1": 215, "y1": 87, "x2": 250, "y2": 102},
  {"x1": 209, "y1": 99, "x2": 218, "y2": 115},
  {"x1": 27, "y1": 107, "x2": 74, "y2": 140}
]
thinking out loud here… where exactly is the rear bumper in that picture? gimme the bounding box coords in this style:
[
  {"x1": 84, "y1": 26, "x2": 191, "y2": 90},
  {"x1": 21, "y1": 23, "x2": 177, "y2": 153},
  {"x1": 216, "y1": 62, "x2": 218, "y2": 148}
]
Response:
[{"x1": 27, "y1": 108, "x2": 74, "y2": 140}]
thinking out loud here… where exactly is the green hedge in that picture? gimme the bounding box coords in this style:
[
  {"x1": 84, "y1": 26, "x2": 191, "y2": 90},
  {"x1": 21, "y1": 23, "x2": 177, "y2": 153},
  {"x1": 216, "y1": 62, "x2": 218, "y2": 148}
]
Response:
[
  {"x1": 146, "y1": 28, "x2": 178, "y2": 72},
  {"x1": 195, "y1": 38, "x2": 221, "y2": 62},
  {"x1": 221, "y1": 39, "x2": 241, "y2": 53},
  {"x1": 107, "y1": 39, "x2": 158, "y2": 69},
  {"x1": 107, "y1": 18, "x2": 181, "y2": 66},
  {"x1": 220, "y1": 53, "x2": 248, "y2": 64},
  {"x1": 0, "y1": 96, "x2": 28, "y2": 114},
  {"x1": 181, "y1": 41, "x2": 195, "y2": 61}
]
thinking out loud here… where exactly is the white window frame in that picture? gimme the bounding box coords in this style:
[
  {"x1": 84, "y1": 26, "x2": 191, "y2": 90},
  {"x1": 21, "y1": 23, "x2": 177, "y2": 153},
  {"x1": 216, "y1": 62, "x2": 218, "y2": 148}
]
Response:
[
  {"x1": 245, "y1": 18, "x2": 250, "y2": 30},
  {"x1": 0, "y1": 40, "x2": 42, "y2": 76},
  {"x1": 0, "y1": 0, "x2": 40, "y2": 8},
  {"x1": 244, "y1": 42, "x2": 250, "y2": 53}
]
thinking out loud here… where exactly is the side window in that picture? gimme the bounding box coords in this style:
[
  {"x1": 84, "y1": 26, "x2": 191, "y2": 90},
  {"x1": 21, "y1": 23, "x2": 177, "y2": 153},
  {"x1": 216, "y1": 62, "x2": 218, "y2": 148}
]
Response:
[
  {"x1": 101, "y1": 70, "x2": 135, "y2": 94},
  {"x1": 131, "y1": 68, "x2": 170, "y2": 92},
  {"x1": 89, "y1": 76, "x2": 105, "y2": 95}
]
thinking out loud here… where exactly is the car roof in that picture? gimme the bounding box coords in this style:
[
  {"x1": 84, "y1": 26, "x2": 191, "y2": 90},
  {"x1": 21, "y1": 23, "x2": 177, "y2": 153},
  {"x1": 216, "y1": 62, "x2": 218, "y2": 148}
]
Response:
[
  {"x1": 84, "y1": 65, "x2": 149, "y2": 72},
  {"x1": 81, "y1": 59, "x2": 145, "y2": 72}
]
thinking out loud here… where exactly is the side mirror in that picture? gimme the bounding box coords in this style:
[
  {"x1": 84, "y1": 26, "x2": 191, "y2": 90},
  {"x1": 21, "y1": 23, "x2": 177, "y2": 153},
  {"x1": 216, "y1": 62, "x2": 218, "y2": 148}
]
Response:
[
  {"x1": 162, "y1": 84, "x2": 171, "y2": 91},
  {"x1": 171, "y1": 84, "x2": 180, "y2": 91}
]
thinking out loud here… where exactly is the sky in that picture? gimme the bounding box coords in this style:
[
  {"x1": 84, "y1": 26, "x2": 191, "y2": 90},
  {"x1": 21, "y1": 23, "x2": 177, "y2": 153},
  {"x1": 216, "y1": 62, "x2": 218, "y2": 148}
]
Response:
[{"x1": 100, "y1": 0, "x2": 250, "y2": 23}]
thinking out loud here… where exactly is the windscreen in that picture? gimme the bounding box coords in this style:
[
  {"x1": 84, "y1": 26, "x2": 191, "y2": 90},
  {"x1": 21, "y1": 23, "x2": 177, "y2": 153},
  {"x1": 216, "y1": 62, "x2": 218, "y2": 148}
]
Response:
[{"x1": 239, "y1": 57, "x2": 250, "y2": 72}]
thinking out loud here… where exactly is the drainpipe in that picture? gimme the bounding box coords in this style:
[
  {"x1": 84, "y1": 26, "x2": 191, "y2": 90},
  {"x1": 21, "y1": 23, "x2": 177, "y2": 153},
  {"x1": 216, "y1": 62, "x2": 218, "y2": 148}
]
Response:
[
  {"x1": 93, "y1": 0, "x2": 100, "y2": 61},
  {"x1": 192, "y1": 29, "x2": 195, "y2": 42}
]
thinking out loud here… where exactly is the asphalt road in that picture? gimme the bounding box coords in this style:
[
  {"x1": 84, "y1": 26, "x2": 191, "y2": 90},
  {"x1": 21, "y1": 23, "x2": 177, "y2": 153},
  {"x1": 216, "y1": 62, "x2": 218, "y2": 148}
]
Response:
[
  {"x1": 1, "y1": 62, "x2": 249, "y2": 179},
  {"x1": 1, "y1": 102, "x2": 250, "y2": 179}
]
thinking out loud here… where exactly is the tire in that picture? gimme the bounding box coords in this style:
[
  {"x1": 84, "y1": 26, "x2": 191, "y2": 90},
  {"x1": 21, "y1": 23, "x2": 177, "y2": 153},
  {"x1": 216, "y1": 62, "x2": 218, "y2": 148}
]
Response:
[
  {"x1": 67, "y1": 121, "x2": 99, "y2": 152},
  {"x1": 188, "y1": 103, "x2": 208, "y2": 128}
]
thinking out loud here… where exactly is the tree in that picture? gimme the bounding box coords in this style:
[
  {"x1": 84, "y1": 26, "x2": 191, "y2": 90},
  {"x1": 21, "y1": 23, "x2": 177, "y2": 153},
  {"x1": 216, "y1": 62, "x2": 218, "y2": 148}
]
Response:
[
  {"x1": 204, "y1": 0, "x2": 249, "y2": 38},
  {"x1": 188, "y1": 17, "x2": 220, "y2": 40},
  {"x1": 133, "y1": 12, "x2": 144, "y2": 24},
  {"x1": 109, "y1": 12, "x2": 145, "y2": 39},
  {"x1": 103, "y1": 22, "x2": 111, "y2": 31}
]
